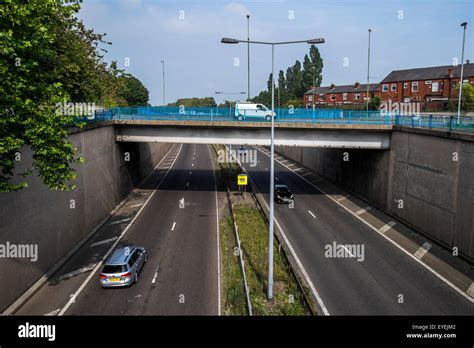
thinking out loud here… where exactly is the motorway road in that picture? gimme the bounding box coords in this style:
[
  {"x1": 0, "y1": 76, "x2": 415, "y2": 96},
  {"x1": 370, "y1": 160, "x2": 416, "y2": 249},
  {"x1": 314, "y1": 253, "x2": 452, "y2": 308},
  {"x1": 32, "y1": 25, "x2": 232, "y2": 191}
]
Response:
[
  {"x1": 239, "y1": 145, "x2": 474, "y2": 315},
  {"x1": 14, "y1": 144, "x2": 220, "y2": 315}
]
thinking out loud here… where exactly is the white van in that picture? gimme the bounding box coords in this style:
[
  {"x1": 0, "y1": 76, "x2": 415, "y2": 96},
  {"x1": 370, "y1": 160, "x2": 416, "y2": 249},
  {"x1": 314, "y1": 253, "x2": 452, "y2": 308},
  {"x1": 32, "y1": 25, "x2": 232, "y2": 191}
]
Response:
[{"x1": 234, "y1": 102, "x2": 275, "y2": 121}]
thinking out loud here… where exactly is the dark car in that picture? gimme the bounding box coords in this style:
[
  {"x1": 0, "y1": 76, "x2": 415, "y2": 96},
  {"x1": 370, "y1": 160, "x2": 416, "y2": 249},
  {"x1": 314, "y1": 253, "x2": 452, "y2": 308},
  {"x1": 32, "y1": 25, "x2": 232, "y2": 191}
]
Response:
[{"x1": 275, "y1": 184, "x2": 294, "y2": 203}]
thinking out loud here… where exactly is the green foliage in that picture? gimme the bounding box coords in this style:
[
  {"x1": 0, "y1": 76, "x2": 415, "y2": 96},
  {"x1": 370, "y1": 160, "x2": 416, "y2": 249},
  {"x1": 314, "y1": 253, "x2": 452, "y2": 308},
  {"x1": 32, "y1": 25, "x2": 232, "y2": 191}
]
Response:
[
  {"x1": 450, "y1": 83, "x2": 474, "y2": 111},
  {"x1": 253, "y1": 45, "x2": 323, "y2": 105},
  {"x1": 0, "y1": 0, "x2": 149, "y2": 192},
  {"x1": 369, "y1": 96, "x2": 381, "y2": 110},
  {"x1": 118, "y1": 75, "x2": 149, "y2": 106},
  {"x1": 167, "y1": 97, "x2": 217, "y2": 107}
]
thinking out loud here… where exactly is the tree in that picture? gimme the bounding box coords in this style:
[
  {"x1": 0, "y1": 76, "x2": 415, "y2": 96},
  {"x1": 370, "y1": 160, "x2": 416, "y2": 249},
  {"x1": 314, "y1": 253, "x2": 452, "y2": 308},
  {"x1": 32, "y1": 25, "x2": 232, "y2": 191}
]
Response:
[
  {"x1": 0, "y1": 0, "x2": 150, "y2": 192},
  {"x1": 118, "y1": 75, "x2": 149, "y2": 106},
  {"x1": 450, "y1": 83, "x2": 474, "y2": 112},
  {"x1": 0, "y1": 0, "x2": 84, "y2": 192},
  {"x1": 278, "y1": 70, "x2": 289, "y2": 106},
  {"x1": 302, "y1": 45, "x2": 323, "y2": 90},
  {"x1": 167, "y1": 97, "x2": 217, "y2": 107},
  {"x1": 286, "y1": 60, "x2": 304, "y2": 99}
]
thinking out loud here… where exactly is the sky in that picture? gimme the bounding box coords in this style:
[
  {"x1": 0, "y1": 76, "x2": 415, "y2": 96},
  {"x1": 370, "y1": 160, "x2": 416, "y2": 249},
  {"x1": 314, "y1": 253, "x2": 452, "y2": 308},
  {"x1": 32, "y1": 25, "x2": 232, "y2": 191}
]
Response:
[{"x1": 77, "y1": 0, "x2": 474, "y2": 106}]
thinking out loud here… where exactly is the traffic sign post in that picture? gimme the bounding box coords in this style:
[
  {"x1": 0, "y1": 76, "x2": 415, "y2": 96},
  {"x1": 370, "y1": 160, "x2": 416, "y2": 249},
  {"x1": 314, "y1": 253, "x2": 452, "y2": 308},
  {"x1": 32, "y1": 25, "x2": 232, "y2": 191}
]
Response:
[{"x1": 237, "y1": 174, "x2": 248, "y2": 198}]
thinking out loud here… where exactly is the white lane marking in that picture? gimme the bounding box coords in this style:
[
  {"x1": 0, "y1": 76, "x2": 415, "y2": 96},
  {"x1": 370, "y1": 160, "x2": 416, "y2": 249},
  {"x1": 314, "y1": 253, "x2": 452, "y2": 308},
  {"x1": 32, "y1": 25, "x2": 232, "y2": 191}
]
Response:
[
  {"x1": 355, "y1": 207, "x2": 371, "y2": 215},
  {"x1": 275, "y1": 176, "x2": 279, "y2": 181},
  {"x1": 256, "y1": 147, "x2": 474, "y2": 303},
  {"x1": 179, "y1": 197, "x2": 185, "y2": 207},
  {"x1": 90, "y1": 237, "x2": 118, "y2": 248},
  {"x1": 58, "y1": 144, "x2": 184, "y2": 315},
  {"x1": 57, "y1": 264, "x2": 97, "y2": 281},
  {"x1": 293, "y1": 167, "x2": 304, "y2": 172},
  {"x1": 192, "y1": 163, "x2": 194, "y2": 167},
  {"x1": 108, "y1": 217, "x2": 132, "y2": 225},
  {"x1": 414, "y1": 242, "x2": 432, "y2": 259},
  {"x1": 467, "y1": 283, "x2": 474, "y2": 298},
  {"x1": 44, "y1": 308, "x2": 61, "y2": 316},
  {"x1": 265, "y1": 168, "x2": 269, "y2": 171},
  {"x1": 336, "y1": 195, "x2": 348, "y2": 202},
  {"x1": 128, "y1": 203, "x2": 144, "y2": 208},
  {"x1": 152, "y1": 267, "x2": 159, "y2": 284},
  {"x1": 301, "y1": 172, "x2": 312, "y2": 176},
  {"x1": 308, "y1": 210, "x2": 317, "y2": 219},
  {"x1": 230, "y1": 146, "x2": 329, "y2": 315},
  {"x1": 190, "y1": 171, "x2": 192, "y2": 175},
  {"x1": 186, "y1": 181, "x2": 189, "y2": 187},
  {"x1": 341, "y1": 245, "x2": 355, "y2": 257},
  {"x1": 208, "y1": 145, "x2": 221, "y2": 316},
  {"x1": 171, "y1": 222, "x2": 176, "y2": 231},
  {"x1": 379, "y1": 221, "x2": 396, "y2": 234}
]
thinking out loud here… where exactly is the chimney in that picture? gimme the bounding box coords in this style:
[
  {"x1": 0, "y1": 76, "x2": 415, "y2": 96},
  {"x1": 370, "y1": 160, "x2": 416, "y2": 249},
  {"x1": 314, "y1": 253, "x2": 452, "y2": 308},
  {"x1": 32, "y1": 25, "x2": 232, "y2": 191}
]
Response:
[
  {"x1": 448, "y1": 68, "x2": 453, "y2": 78},
  {"x1": 467, "y1": 59, "x2": 470, "y2": 64},
  {"x1": 330, "y1": 83, "x2": 336, "y2": 89},
  {"x1": 354, "y1": 81, "x2": 360, "y2": 88}
]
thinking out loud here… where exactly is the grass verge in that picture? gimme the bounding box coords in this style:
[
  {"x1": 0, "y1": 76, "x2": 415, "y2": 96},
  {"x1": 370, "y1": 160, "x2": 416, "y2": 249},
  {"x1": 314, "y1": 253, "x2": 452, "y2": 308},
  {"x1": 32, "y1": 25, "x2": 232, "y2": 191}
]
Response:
[{"x1": 211, "y1": 144, "x2": 310, "y2": 315}]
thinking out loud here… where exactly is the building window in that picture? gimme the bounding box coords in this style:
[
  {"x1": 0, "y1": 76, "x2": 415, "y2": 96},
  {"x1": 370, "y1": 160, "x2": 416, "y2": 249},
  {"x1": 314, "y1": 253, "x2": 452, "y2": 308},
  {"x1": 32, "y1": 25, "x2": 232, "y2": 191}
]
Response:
[
  {"x1": 319, "y1": 94, "x2": 324, "y2": 101},
  {"x1": 382, "y1": 84, "x2": 389, "y2": 92},
  {"x1": 425, "y1": 80, "x2": 432, "y2": 85},
  {"x1": 391, "y1": 83, "x2": 397, "y2": 91},
  {"x1": 308, "y1": 95, "x2": 313, "y2": 101},
  {"x1": 403, "y1": 82, "x2": 408, "y2": 89},
  {"x1": 355, "y1": 94, "x2": 360, "y2": 100},
  {"x1": 331, "y1": 94, "x2": 336, "y2": 101},
  {"x1": 432, "y1": 82, "x2": 439, "y2": 92},
  {"x1": 412, "y1": 81, "x2": 419, "y2": 92},
  {"x1": 343, "y1": 93, "x2": 348, "y2": 101}
]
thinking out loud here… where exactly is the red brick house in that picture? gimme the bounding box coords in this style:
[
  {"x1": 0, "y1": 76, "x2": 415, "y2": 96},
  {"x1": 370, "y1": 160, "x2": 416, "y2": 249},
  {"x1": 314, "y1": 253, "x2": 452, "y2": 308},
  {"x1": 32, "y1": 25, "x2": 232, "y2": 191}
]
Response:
[
  {"x1": 304, "y1": 82, "x2": 379, "y2": 108},
  {"x1": 379, "y1": 63, "x2": 474, "y2": 111}
]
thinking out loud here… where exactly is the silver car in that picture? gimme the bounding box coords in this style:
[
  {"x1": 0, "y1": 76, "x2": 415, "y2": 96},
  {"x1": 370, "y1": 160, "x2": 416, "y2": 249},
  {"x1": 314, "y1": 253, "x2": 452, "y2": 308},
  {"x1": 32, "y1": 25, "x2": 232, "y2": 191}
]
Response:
[{"x1": 99, "y1": 246, "x2": 147, "y2": 288}]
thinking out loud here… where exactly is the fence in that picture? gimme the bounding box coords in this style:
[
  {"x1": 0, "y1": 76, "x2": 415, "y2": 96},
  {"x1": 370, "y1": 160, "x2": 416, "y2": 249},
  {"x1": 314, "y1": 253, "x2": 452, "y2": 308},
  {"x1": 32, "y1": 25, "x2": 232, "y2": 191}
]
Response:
[{"x1": 90, "y1": 107, "x2": 474, "y2": 132}]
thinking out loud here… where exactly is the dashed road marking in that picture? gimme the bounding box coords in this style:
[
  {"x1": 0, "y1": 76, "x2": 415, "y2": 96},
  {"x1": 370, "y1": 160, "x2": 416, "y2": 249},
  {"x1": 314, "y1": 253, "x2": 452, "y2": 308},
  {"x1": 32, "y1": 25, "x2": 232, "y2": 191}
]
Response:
[
  {"x1": 57, "y1": 264, "x2": 97, "y2": 281},
  {"x1": 414, "y1": 242, "x2": 432, "y2": 259},
  {"x1": 171, "y1": 222, "x2": 176, "y2": 231},
  {"x1": 109, "y1": 218, "x2": 132, "y2": 225},
  {"x1": 44, "y1": 308, "x2": 61, "y2": 316},
  {"x1": 355, "y1": 207, "x2": 371, "y2": 215},
  {"x1": 128, "y1": 203, "x2": 144, "y2": 208},
  {"x1": 152, "y1": 267, "x2": 160, "y2": 284},
  {"x1": 308, "y1": 210, "x2": 317, "y2": 219},
  {"x1": 90, "y1": 237, "x2": 118, "y2": 248},
  {"x1": 379, "y1": 221, "x2": 396, "y2": 234}
]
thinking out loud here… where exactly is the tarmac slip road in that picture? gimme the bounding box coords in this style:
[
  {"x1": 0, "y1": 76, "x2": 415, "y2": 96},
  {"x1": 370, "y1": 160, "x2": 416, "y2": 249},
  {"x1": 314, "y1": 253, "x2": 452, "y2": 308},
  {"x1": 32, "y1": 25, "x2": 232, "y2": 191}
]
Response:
[
  {"x1": 13, "y1": 143, "x2": 220, "y2": 316},
  {"x1": 239, "y1": 145, "x2": 474, "y2": 315}
]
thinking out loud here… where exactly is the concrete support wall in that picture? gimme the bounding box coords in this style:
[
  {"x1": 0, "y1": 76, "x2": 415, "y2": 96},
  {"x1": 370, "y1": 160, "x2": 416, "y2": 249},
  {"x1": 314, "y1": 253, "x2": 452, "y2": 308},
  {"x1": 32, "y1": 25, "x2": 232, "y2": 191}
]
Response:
[
  {"x1": 0, "y1": 125, "x2": 172, "y2": 311},
  {"x1": 276, "y1": 130, "x2": 474, "y2": 261}
]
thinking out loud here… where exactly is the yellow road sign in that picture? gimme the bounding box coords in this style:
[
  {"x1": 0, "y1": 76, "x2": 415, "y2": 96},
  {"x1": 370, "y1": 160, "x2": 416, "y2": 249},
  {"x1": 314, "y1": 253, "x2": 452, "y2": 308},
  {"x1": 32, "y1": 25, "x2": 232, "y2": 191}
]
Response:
[{"x1": 237, "y1": 174, "x2": 248, "y2": 186}]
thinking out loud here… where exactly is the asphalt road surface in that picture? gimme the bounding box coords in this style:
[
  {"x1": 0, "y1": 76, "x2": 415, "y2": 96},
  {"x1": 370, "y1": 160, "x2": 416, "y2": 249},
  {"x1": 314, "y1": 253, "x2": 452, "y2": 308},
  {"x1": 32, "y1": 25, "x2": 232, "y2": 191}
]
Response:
[
  {"x1": 14, "y1": 144, "x2": 220, "y2": 315},
  {"x1": 239, "y1": 145, "x2": 474, "y2": 315}
]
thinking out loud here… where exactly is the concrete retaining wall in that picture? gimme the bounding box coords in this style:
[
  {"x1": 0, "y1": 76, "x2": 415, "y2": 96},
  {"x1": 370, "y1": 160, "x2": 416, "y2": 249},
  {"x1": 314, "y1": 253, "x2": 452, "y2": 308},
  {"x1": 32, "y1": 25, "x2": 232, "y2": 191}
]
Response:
[
  {"x1": 0, "y1": 125, "x2": 172, "y2": 312},
  {"x1": 276, "y1": 129, "x2": 474, "y2": 261}
]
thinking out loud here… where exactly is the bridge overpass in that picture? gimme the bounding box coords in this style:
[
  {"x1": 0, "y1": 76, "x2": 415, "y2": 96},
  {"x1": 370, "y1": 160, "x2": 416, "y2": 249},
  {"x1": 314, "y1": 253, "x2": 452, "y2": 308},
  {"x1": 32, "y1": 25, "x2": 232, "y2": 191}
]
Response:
[{"x1": 90, "y1": 106, "x2": 474, "y2": 149}]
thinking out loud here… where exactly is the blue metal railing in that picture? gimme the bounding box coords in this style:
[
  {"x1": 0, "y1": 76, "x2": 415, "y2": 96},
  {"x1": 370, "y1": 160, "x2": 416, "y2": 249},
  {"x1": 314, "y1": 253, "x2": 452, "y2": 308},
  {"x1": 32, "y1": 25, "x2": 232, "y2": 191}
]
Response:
[{"x1": 88, "y1": 107, "x2": 474, "y2": 132}]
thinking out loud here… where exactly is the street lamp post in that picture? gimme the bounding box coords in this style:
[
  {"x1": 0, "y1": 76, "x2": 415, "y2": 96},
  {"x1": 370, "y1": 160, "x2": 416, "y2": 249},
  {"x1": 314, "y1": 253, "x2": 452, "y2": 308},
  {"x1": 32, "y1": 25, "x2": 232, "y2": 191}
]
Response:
[
  {"x1": 457, "y1": 22, "x2": 468, "y2": 123},
  {"x1": 161, "y1": 60, "x2": 166, "y2": 106},
  {"x1": 247, "y1": 15, "x2": 251, "y2": 101},
  {"x1": 366, "y1": 29, "x2": 372, "y2": 114},
  {"x1": 221, "y1": 36, "x2": 325, "y2": 300}
]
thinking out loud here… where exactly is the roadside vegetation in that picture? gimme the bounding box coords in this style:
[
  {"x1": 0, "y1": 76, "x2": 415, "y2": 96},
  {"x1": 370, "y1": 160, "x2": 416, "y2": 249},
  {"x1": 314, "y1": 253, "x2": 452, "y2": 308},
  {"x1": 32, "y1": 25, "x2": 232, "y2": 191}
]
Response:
[
  {"x1": 0, "y1": 0, "x2": 149, "y2": 192},
  {"x1": 211, "y1": 145, "x2": 310, "y2": 315}
]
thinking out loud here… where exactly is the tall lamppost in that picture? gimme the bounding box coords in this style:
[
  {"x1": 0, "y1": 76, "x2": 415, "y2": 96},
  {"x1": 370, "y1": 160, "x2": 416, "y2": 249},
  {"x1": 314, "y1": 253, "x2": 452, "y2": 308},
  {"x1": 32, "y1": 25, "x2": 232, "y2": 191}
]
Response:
[
  {"x1": 457, "y1": 22, "x2": 468, "y2": 123},
  {"x1": 161, "y1": 60, "x2": 166, "y2": 106},
  {"x1": 366, "y1": 29, "x2": 372, "y2": 114},
  {"x1": 221, "y1": 36, "x2": 325, "y2": 300},
  {"x1": 247, "y1": 14, "x2": 251, "y2": 101}
]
